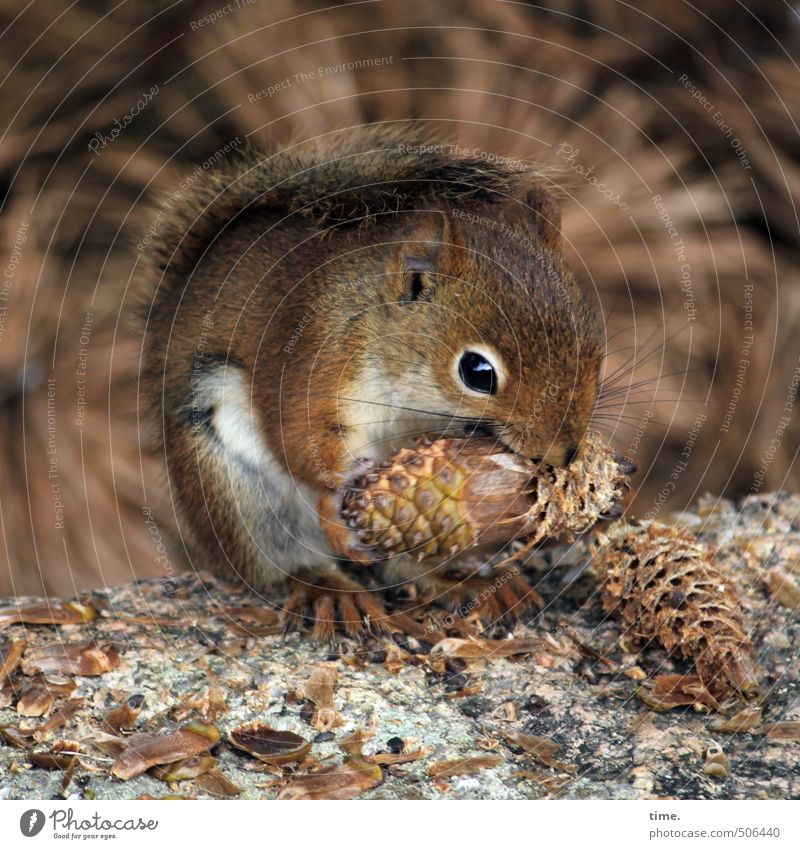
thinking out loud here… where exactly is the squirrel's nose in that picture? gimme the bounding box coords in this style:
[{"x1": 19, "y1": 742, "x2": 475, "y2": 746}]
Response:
[{"x1": 563, "y1": 443, "x2": 580, "y2": 465}]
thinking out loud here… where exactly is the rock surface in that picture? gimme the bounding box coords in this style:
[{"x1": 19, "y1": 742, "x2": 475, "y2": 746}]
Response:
[{"x1": 1, "y1": 492, "x2": 798, "y2": 800}]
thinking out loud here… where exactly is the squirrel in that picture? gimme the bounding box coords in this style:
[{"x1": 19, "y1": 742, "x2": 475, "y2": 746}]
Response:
[{"x1": 139, "y1": 128, "x2": 604, "y2": 636}]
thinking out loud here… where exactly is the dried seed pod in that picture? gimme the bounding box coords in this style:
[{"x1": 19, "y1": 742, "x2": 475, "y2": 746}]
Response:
[
  {"x1": 102, "y1": 694, "x2": 145, "y2": 734},
  {"x1": 594, "y1": 521, "x2": 758, "y2": 702},
  {"x1": 111, "y1": 719, "x2": 221, "y2": 780},
  {"x1": 227, "y1": 722, "x2": 310, "y2": 765},
  {"x1": 324, "y1": 432, "x2": 632, "y2": 562},
  {"x1": 703, "y1": 743, "x2": 731, "y2": 779}
]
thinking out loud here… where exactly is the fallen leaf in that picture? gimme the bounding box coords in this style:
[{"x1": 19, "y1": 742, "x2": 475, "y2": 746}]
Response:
[
  {"x1": 0, "y1": 684, "x2": 14, "y2": 708},
  {"x1": 711, "y1": 706, "x2": 763, "y2": 733},
  {"x1": 111, "y1": 719, "x2": 220, "y2": 780},
  {"x1": 762, "y1": 721, "x2": 800, "y2": 741},
  {"x1": 17, "y1": 683, "x2": 55, "y2": 718},
  {"x1": 34, "y1": 697, "x2": 86, "y2": 742},
  {"x1": 430, "y1": 637, "x2": 542, "y2": 660},
  {"x1": 29, "y1": 752, "x2": 76, "y2": 769},
  {"x1": 82, "y1": 730, "x2": 133, "y2": 758},
  {"x1": 0, "y1": 601, "x2": 97, "y2": 629},
  {"x1": 384, "y1": 642, "x2": 411, "y2": 674},
  {"x1": 512, "y1": 769, "x2": 572, "y2": 791},
  {"x1": 364, "y1": 748, "x2": 426, "y2": 765},
  {"x1": 0, "y1": 724, "x2": 33, "y2": 748},
  {"x1": 305, "y1": 665, "x2": 341, "y2": 732},
  {"x1": 279, "y1": 756, "x2": 383, "y2": 799},
  {"x1": 223, "y1": 606, "x2": 281, "y2": 637},
  {"x1": 497, "y1": 701, "x2": 518, "y2": 722},
  {"x1": 182, "y1": 686, "x2": 227, "y2": 721},
  {"x1": 564, "y1": 627, "x2": 618, "y2": 670},
  {"x1": 758, "y1": 568, "x2": 800, "y2": 608},
  {"x1": 151, "y1": 754, "x2": 218, "y2": 782},
  {"x1": 29, "y1": 741, "x2": 81, "y2": 770},
  {"x1": 427, "y1": 754, "x2": 504, "y2": 778},
  {"x1": 196, "y1": 768, "x2": 243, "y2": 797},
  {"x1": 22, "y1": 640, "x2": 119, "y2": 677},
  {"x1": 501, "y1": 731, "x2": 576, "y2": 773},
  {"x1": 60, "y1": 755, "x2": 79, "y2": 797},
  {"x1": 228, "y1": 721, "x2": 310, "y2": 765},
  {"x1": 16, "y1": 675, "x2": 77, "y2": 718},
  {"x1": 0, "y1": 639, "x2": 26, "y2": 684},
  {"x1": 637, "y1": 674, "x2": 721, "y2": 712}
]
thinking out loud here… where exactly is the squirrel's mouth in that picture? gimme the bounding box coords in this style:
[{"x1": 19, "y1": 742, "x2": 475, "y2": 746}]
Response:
[
  {"x1": 462, "y1": 421, "x2": 522, "y2": 458},
  {"x1": 462, "y1": 422, "x2": 497, "y2": 439},
  {"x1": 462, "y1": 421, "x2": 576, "y2": 467}
]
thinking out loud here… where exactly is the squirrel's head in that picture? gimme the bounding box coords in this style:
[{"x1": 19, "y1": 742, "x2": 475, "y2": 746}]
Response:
[{"x1": 357, "y1": 191, "x2": 604, "y2": 467}]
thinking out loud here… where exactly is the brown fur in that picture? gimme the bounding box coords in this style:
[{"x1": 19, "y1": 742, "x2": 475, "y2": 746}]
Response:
[{"x1": 140, "y1": 131, "x2": 603, "y2": 591}]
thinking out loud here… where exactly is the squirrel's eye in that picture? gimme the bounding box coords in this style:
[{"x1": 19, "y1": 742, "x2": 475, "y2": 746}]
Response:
[{"x1": 458, "y1": 352, "x2": 497, "y2": 395}]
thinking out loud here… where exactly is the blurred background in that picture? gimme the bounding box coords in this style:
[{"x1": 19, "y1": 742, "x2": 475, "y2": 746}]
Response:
[{"x1": 1, "y1": 0, "x2": 799, "y2": 597}]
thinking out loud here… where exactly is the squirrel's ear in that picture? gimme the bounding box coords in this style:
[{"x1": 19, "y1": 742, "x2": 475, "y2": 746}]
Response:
[
  {"x1": 525, "y1": 185, "x2": 561, "y2": 248},
  {"x1": 392, "y1": 213, "x2": 469, "y2": 302}
]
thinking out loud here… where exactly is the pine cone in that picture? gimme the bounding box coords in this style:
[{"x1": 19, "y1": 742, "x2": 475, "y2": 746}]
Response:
[
  {"x1": 594, "y1": 521, "x2": 759, "y2": 701},
  {"x1": 322, "y1": 432, "x2": 633, "y2": 563}
]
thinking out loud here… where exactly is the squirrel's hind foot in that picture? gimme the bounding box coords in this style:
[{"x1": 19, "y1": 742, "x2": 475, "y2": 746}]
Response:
[{"x1": 280, "y1": 571, "x2": 404, "y2": 643}]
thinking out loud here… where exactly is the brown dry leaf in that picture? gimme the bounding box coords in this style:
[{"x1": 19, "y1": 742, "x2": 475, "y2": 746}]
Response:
[
  {"x1": 111, "y1": 719, "x2": 221, "y2": 780},
  {"x1": 365, "y1": 748, "x2": 426, "y2": 765},
  {"x1": 565, "y1": 627, "x2": 618, "y2": 670},
  {"x1": 0, "y1": 601, "x2": 97, "y2": 630},
  {"x1": 30, "y1": 741, "x2": 81, "y2": 770},
  {"x1": 183, "y1": 686, "x2": 227, "y2": 721},
  {"x1": 305, "y1": 665, "x2": 342, "y2": 732},
  {"x1": 223, "y1": 605, "x2": 282, "y2": 637},
  {"x1": 29, "y1": 751, "x2": 76, "y2": 769},
  {"x1": 22, "y1": 640, "x2": 119, "y2": 677},
  {"x1": 150, "y1": 754, "x2": 218, "y2": 782},
  {"x1": 637, "y1": 674, "x2": 721, "y2": 712},
  {"x1": 196, "y1": 768, "x2": 243, "y2": 797},
  {"x1": 34, "y1": 697, "x2": 86, "y2": 742},
  {"x1": 497, "y1": 701, "x2": 518, "y2": 722},
  {"x1": 431, "y1": 637, "x2": 542, "y2": 660},
  {"x1": 513, "y1": 769, "x2": 572, "y2": 792},
  {"x1": 0, "y1": 638, "x2": 26, "y2": 684},
  {"x1": 337, "y1": 729, "x2": 373, "y2": 759},
  {"x1": 762, "y1": 721, "x2": 800, "y2": 741},
  {"x1": 427, "y1": 754, "x2": 504, "y2": 779},
  {"x1": 60, "y1": 755, "x2": 79, "y2": 797},
  {"x1": 0, "y1": 724, "x2": 33, "y2": 748},
  {"x1": 278, "y1": 755, "x2": 383, "y2": 800},
  {"x1": 711, "y1": 706, "x2": 763, "y2": 733},
  {"x1": 384, "y1": 642, "x2": 411, "y2": 674},
  {"x1": 501, "y1": 731, "x2": 576, "y2": 773},
  {"x1": 0, "y1": 684, "x2": 15, "y2": 708},
  {"x1": 17, "y1": 676, "x2": 76, "y2": 718},
  {"x1": 83, "y1": 730, "x2": 137, "y2": 758},
  {"x1": 758, "y1": 568, "x2": 800, "y2": 609},
  {"x1": 228, "y1": 721, "x2": 310, "y2": 765},
  {"x1": 17, "y1": 683, "x2": 56, "y2": 718},
  {"x1": 102, "y1": 694, "x2": 145, "y2": 733}
]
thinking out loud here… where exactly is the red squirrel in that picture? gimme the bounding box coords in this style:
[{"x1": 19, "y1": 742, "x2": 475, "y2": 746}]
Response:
[{"x1": 139, "y1": 129, "x2": 604, "y2": 635}]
